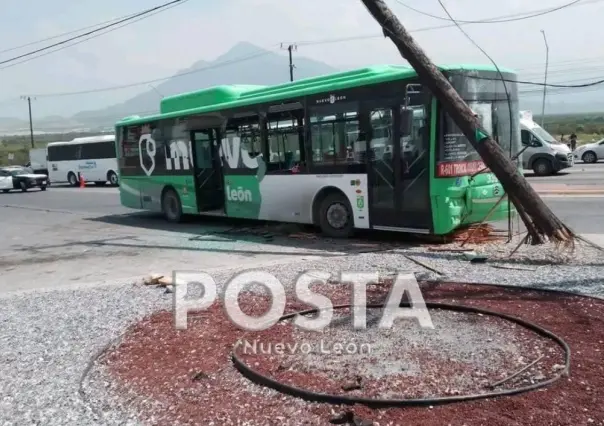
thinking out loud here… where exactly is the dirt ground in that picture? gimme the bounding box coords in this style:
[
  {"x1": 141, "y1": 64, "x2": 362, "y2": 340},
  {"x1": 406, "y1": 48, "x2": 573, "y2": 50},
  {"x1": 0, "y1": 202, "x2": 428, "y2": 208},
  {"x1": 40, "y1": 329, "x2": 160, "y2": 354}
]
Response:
[{"x1": 99, "y1": 281, "x2": 604, "y2": 426}]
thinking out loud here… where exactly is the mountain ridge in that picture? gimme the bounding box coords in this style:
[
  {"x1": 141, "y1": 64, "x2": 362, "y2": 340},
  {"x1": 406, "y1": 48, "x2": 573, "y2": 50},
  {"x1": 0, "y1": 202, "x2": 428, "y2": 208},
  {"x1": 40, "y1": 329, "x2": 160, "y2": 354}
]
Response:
[
  {"x1": 1, "y1": 42, "x2": 603, "y2": 135},
  {"x1": 0, "y1": 42, "x2": 338, "y2": 134}
]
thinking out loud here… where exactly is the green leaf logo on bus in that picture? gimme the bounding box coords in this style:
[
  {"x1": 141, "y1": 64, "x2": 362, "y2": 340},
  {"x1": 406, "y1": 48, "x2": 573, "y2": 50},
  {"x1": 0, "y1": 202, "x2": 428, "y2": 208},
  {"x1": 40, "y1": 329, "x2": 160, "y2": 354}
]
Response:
[{"x1": 139, "y1": 133, "x2": 156, "y2": 176}]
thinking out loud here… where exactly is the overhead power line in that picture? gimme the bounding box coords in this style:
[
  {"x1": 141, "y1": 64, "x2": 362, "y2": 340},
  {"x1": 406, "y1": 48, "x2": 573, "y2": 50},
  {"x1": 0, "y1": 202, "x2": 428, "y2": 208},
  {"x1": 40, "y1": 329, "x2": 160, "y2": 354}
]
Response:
[
  {"x1": 0, "y1": 0, "x2": 187, "y2": 67},
  {"x1": 0, "y1": 1, "x2": 186, "y2": 71},
  {"x1": 0, "y1": 10, "x2": 151, "y2": 56},
  {"x1": 294, "y1": 0, "x2": 604, "y2": 47},
  {"x1": 3, "y1": 0, "x2": 603, "y2": 100},
  {"x1": 31, "y1": 48, "x2": 276, "y2": 98},
  {"x1": 460, "y1": 74, "x2": 604, "y2": 89},
  {"x1": 21, "y1": 48, "x2": 604, "y2": 100},
  {"x1": 394, "y1": 0, "x2": 588, "y2": 24}
]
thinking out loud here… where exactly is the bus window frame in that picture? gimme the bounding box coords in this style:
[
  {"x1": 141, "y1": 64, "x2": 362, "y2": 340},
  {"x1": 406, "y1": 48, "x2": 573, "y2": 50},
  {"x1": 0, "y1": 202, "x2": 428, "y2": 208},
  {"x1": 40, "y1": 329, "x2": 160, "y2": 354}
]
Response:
[{"x1": 264, "y1": 106, "x2": 305, "y2": 174}]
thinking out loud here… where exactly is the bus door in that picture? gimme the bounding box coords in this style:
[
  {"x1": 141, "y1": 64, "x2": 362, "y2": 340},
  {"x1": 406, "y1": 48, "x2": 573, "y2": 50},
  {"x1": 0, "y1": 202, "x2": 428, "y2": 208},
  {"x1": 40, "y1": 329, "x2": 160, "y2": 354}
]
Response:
[
  {"x1": 366, "y1": 102, "x2": 404, "y2": 229},
  {"x1": 365, "y1": 89, "x2": 432, "y2": 233},
  {"x1": 191, "y1": 129, "x2": 225, "y2": 212},
  {"x1": 398, "y1": 84, "x2": 433, "y2": 231}
]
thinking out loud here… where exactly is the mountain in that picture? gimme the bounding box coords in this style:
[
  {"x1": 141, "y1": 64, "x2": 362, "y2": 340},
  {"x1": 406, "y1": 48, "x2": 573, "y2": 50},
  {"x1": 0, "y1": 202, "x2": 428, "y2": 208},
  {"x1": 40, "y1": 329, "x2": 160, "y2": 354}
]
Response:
[{"x1": 0, "y1": 42, "x2": 338, "y2": 135}]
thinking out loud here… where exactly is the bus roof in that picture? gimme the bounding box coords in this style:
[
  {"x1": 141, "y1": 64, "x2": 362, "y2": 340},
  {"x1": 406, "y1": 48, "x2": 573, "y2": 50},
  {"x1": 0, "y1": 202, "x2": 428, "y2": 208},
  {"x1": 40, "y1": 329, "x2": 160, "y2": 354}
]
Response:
[
  {"x1": 44, "y1": 141, "x2": 71, "y2": 147},
  {"x1": 116, "y1": 63, "x2": 517, "y2": 127},
  {"x1": 47, "y1": 135, "x2": 114, "y2": 147}
]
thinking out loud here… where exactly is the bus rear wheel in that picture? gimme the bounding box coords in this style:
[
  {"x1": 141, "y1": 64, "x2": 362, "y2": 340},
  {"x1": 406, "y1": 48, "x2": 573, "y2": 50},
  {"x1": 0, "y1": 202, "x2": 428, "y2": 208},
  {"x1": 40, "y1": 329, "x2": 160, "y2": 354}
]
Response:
[
  {"x1": 161, "y1": 188, "x2": 183, "y2": 223},
  {"x1": 318, "y1": 192, "x2": 354, "y2": 238}
]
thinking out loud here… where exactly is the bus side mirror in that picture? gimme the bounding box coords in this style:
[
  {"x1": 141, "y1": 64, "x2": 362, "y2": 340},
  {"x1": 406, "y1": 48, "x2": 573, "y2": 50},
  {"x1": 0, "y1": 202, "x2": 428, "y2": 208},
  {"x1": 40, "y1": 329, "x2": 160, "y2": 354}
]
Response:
[{"x1": 400, "y1": 109, "x2": 413, "y2": 136}]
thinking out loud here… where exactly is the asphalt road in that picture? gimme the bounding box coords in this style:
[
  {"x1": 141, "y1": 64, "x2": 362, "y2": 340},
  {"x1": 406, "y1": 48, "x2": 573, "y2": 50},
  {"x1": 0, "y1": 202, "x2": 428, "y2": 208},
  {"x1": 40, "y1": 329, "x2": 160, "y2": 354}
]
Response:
[
  {"x1": 0, "y1": 185, "x2": 339, "y2": 294},
  {"x1": 523, "y1": 162, "x2": 603, "y2": 186},
  {"x1": 0, "y1": 185, "x2": 132, "y2": 215},
  {"x1": 3, "y1": 175, "x2": 603, "y2": 234},
  {"x1": 1, "y1": 175, "x2": 603, "y2": 295}
]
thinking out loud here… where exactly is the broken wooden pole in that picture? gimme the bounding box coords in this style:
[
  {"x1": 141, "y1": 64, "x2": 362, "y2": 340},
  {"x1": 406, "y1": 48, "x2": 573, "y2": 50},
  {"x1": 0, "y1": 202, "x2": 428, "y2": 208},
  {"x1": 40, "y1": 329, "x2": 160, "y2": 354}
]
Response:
[{"x1": 359, "y1": 0, "x2": 573, "y2": 243}]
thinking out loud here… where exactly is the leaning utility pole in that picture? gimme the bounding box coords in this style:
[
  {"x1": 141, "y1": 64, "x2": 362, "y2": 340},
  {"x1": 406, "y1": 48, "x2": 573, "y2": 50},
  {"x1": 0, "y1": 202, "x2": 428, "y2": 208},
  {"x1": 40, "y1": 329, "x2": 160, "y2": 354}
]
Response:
[
  {"x1": 360, "y1": 0, "x2": 572, "y2": 244},
  {"x1": 280, "y1": 43, "x2": 297, "y2": 82},
  {"x1": 20, "y1": 96, "x2": 35, "y2": 148}
]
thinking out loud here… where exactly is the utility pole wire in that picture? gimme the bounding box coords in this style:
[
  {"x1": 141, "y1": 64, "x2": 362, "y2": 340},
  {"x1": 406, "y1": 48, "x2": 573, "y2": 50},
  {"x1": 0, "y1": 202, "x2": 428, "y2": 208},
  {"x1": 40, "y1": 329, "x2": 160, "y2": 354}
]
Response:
[
  {"x1": 0, "y1": 9, "x2": 153, "y2": 56},
  {"x1": 29, "y1": 49, "x2": 274, "y2": 98},
  {"x1": 0, "y1": 1, "x2": 186, "y2": 71},
  {"x1": 0, "y1": 0, "x2": 187, "y2": 67},
  {"x1": 295, "y1": 0, "x2": 603, "y2": 47},
  {"x1": 394, "y1": 0, "x2": 585, "y2": 24}
]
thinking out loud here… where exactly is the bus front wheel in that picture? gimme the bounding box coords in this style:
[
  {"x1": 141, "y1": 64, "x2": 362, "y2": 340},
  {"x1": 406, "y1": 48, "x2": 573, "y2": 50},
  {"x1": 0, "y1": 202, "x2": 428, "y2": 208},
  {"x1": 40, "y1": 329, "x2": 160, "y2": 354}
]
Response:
[
  {"x1": 318, "y1": 192, "x2": 354, "y2": 238},
  {"x1": 161, "y1": 188, "x2": 183, "y2": 223}
]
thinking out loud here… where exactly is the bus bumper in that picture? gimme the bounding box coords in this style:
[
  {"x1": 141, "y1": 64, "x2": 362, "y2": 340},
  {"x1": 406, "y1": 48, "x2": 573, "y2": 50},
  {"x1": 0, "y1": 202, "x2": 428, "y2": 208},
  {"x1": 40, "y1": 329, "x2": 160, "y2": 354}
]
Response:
[
  {"x1": 462, "y1": 184, "x2": 514, "y2": 226},
  {"x1": 431, "y1": 176, "x2": 515, "y2": 235}
]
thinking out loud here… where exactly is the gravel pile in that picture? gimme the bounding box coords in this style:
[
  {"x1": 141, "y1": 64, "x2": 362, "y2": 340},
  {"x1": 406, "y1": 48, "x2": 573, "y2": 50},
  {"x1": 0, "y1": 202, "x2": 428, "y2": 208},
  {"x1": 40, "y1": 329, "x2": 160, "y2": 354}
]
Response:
[
  {"x1": 253, "y1": 308, "x2": 565, "y2": 399},
  {"x1": 397, "y1": 236, "x2": 604, "y2": 297},
  {"x1": 0, "y1": 284, "x2": 170, "y2": 426},
  {"x1": 1, "y1": 238, "x2": 603, "y2": 425}
]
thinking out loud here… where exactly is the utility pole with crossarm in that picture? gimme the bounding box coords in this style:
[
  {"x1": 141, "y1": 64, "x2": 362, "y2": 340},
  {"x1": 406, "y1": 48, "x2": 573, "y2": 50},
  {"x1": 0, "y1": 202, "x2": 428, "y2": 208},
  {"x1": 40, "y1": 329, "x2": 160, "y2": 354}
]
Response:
[
  {"x1": 280, "y1": 43, "x2": 297, "y2": 82},
  {"x1": 20, "y1": 96, "x2": 35, "y2": 148}
]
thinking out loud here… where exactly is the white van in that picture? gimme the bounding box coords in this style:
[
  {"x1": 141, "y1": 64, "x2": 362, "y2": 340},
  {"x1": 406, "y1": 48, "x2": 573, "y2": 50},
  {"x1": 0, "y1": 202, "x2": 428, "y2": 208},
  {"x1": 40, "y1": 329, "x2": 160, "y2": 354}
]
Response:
[
  {"x1": 46, "y1": 135, "x2": 119, "y2": 186},
  {"x1": 520, "y1": 111, "x2": 573, "y2": 176},
  {"x1": 28, "y1": 148, "x2": 48, "y2": 175}
]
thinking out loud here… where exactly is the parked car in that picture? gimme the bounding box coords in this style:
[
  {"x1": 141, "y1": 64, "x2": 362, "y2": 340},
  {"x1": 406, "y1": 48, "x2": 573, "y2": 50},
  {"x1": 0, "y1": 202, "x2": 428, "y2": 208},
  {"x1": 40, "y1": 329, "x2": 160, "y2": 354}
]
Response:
[
  {"x1": 0, "y1": 166, "x2": 48, "y2": 193},
  {"x1": 573, "y1": 138, "x2": 604, "y2": 163}
]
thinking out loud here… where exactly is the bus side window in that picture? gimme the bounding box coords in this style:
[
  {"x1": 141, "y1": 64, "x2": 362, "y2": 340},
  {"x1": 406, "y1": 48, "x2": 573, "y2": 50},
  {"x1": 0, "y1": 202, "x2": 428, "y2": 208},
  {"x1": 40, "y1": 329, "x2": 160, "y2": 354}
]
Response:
[
  {"x1": 120, "y1": 125, "x2": 143, "y2": 169},
  {"x1": 309, "y1": 102, "x2": 360, "y2": 169},
  {"x1": 266, "y1": 109, "x2": 303, "y2": 173},
  {"x1": 223, "y1": 114, "x2": 262, "y2": 168}
]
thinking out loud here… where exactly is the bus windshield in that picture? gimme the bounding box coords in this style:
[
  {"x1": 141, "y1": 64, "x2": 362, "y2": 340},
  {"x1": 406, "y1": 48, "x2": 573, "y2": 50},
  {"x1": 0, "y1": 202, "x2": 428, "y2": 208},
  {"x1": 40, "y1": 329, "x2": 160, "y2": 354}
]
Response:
[{"x1": 436, "y1": 70, "x2": 520, "y2": 177}]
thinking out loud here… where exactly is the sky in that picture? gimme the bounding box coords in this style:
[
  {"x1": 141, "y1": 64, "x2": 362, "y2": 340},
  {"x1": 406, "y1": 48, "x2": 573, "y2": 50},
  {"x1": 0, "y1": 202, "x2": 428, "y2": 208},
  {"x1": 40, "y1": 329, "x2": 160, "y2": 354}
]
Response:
[{"x1": 1, "y1": 0, "x2": 603, "y2": 120}]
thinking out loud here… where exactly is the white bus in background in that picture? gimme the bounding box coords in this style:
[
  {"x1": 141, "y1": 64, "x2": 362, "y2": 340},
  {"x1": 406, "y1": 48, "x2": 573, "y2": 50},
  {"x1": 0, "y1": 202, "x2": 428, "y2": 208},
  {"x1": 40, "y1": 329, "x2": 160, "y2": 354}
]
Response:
[{"x1": 46, "y1": 135, "x2": 119, "y2": 186}]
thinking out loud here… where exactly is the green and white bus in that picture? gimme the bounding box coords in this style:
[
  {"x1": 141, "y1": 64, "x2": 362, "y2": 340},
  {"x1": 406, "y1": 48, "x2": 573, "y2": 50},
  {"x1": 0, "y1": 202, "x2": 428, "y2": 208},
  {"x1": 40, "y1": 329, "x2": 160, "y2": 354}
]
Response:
[{"x1": 115, "y1": 64, "x2": 519, "y2": 237}]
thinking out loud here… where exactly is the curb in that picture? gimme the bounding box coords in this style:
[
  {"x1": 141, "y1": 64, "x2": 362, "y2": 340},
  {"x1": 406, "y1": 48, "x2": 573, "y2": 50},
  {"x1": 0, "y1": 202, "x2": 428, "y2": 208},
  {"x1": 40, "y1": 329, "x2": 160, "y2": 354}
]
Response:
[{"x1": 535, "y1": 190, "x2": 604, "y2": 195}]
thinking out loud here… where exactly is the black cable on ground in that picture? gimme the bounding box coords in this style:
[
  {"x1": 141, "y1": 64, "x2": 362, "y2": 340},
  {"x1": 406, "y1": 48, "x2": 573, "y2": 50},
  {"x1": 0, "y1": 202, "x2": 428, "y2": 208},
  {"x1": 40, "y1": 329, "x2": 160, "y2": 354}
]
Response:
[
  {"x1": 76, "y1": 281, "x2": 598, "y2": 413},
  {"x1": 231, "y1": 299, "x2": 571, "y2": 408},
  {"x1": 425, "y1": 278, "x2": 604, "y2": 301}
]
